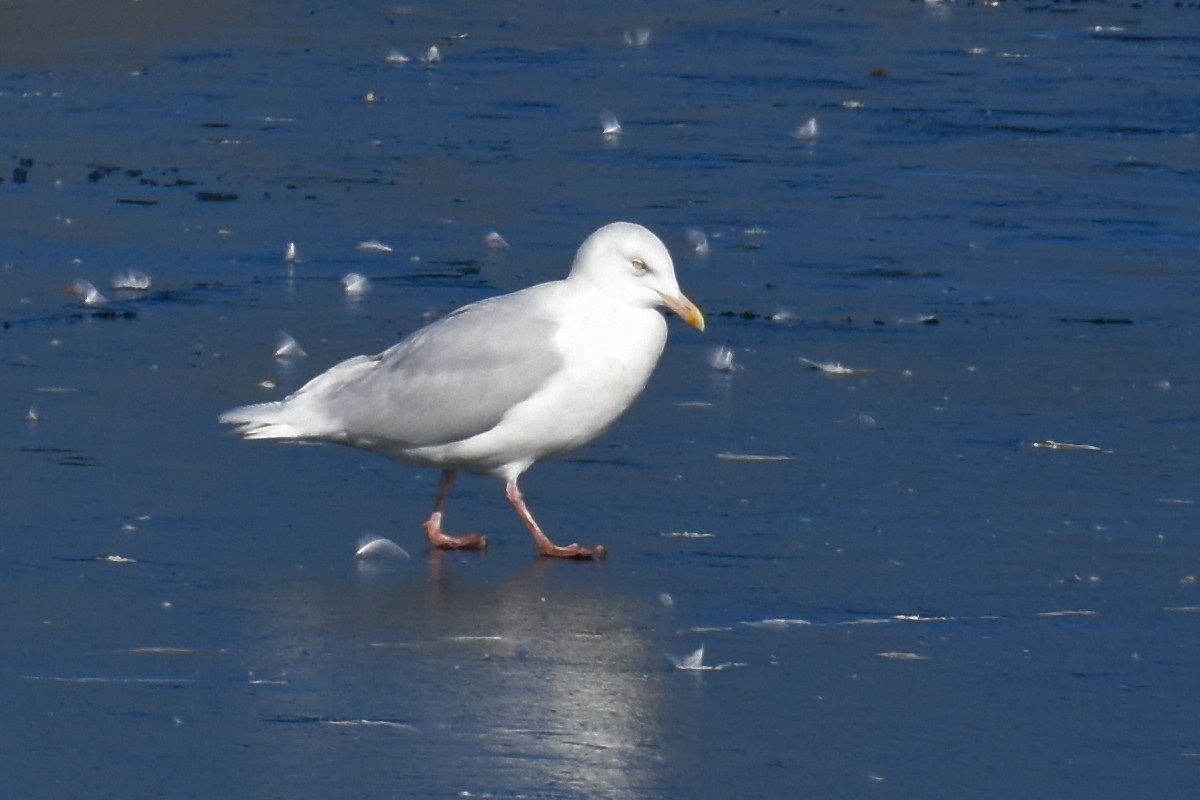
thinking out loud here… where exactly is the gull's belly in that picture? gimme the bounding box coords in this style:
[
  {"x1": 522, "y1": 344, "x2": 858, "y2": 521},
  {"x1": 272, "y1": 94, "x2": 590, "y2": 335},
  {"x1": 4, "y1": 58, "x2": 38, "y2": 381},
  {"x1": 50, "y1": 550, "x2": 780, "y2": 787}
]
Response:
[{"x1": 402, "y1": 305, "x2": 668, "y2": 475}]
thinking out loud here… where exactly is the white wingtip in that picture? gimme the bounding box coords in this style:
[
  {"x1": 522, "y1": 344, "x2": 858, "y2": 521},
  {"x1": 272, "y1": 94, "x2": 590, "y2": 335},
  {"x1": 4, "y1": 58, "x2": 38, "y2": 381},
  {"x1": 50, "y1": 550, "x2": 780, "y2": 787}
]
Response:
[{"x1": 219, "y1": 402, "x2": 302, "y2": 439}]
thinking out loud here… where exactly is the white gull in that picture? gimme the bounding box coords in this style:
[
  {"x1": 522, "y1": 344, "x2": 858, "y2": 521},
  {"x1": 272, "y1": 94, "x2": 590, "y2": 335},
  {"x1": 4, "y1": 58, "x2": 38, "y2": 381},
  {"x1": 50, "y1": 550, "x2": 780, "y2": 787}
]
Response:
[{"x1": 220, "y1": 222, "x2": 704, "y2": 559}]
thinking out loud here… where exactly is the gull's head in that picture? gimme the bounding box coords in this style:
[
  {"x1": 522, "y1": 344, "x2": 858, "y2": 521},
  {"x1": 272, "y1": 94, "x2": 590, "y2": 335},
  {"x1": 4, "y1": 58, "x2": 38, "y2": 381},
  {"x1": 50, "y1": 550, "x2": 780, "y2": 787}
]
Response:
[{"x1": 568, "y1": 221, "x2": 705, "y2": 331}]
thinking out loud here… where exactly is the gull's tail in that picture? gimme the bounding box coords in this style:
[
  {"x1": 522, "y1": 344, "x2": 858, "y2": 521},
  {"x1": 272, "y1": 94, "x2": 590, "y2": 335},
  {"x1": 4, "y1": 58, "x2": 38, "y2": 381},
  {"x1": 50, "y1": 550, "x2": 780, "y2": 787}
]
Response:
[
  {"x1": 219, "y1": 354, "x2": 375, "y2": 442},
  {"x1": 219, "y1": 401, "x2": 307, "y2": 440}
]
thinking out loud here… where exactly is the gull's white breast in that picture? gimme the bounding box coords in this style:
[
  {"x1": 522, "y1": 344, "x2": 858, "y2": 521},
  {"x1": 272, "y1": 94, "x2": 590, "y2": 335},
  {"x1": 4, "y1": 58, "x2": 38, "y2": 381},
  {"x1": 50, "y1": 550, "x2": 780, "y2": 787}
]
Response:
[{"x1": 399, "y1": 282, "x2": 668, "y2": 477}]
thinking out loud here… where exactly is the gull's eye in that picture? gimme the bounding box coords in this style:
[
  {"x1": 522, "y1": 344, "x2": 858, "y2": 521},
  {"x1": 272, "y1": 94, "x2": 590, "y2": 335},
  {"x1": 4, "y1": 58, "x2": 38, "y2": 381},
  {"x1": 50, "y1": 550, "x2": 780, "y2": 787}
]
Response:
[{"x1": 631, "y1": 258, "x2": 647, "y2": 272}]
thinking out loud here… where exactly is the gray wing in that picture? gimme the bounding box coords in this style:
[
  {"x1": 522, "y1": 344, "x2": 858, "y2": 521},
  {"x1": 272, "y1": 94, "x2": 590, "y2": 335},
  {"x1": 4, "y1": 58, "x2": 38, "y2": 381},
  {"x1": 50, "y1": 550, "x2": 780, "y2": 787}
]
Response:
[{"x1": 306, "y1": 286, "x2": 565, "y2": 449}]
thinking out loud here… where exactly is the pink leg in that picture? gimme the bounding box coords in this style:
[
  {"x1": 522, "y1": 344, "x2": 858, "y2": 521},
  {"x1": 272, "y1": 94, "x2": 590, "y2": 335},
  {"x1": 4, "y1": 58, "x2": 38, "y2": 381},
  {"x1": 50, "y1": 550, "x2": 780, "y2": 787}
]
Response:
[
  {"x1": 505, "y1": 478, "x2": 606, "y2": 559},
  {"x1": 422, "y1": 469, "x2": 488, "y2": 551}
]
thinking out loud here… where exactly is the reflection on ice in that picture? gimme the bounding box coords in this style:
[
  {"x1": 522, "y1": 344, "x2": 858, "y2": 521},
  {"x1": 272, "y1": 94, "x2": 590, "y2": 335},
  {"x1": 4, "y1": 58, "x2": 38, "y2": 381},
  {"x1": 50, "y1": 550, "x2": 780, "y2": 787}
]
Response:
[{"x1": 244, "y1": 566, "x2": 665, "y2": 799}]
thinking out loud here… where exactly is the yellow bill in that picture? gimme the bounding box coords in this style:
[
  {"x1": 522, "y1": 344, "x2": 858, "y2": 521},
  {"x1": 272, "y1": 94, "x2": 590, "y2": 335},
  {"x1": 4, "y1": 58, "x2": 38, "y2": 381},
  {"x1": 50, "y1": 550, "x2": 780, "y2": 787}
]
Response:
[{"x1": 664, "y1": 293, "x2": 705, "y2": 332}]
